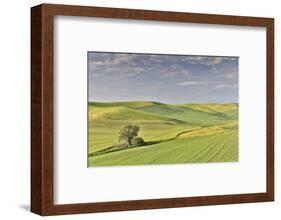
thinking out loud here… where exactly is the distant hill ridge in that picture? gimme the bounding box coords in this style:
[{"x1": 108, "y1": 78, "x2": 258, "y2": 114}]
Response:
[
  {"x1": 89, "y1": 101, "x2": 238, "y2": 126},
  {"x1": 89, "y1": 101, "x2": 238, "y2": 108}
]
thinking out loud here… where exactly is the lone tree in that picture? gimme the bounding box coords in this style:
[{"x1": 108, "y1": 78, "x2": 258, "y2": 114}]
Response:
[
  {"x1": 131, "y1": 136, "x2": 144, "y2": 146},
  {"x1": 118, "y1": 124, "x2": 140, "y2": 146}
]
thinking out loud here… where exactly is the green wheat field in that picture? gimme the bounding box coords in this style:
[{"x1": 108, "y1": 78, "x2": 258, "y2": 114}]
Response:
[{"x1": 88, "y1": 101, "x2": 238, "y2": 167}]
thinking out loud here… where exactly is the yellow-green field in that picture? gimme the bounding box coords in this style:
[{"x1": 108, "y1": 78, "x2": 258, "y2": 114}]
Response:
[{"x1": 88, "y1": 101, "x2": 238, "y2": 167}]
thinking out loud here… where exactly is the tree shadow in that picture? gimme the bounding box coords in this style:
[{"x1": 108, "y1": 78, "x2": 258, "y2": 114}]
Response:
[
  {"x1": 142, "y1": 140, "x2": 162, "y2": 146},
  {"x1": 90, "y1": 140, "x2": 165, "y2": 157}
]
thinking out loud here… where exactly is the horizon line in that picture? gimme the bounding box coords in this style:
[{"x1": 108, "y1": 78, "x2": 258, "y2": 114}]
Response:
[{"x1": 88, "y1": 100, "x2": 238, "y2": 105}]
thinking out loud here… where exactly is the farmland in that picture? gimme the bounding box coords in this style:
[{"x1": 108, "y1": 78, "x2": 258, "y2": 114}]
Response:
[{"x1": 88, "y1": 101, "x2": 238, "y2": 167}]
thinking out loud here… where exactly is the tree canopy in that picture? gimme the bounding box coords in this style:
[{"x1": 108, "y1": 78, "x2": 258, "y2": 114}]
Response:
[{"x1": 118, "y1": 125, "x2": 140, "y2": 146}]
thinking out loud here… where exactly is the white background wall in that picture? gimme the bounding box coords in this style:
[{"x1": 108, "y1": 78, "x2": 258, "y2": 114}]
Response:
[{"x1": 0, "y1": 0, "x2": 279, "y2": 219}]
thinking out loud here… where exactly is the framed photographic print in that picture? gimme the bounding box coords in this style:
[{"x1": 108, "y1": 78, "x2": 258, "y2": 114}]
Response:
[
  {"x1": 31, "y1": 4, "x2": 274, "y2": 216},
  {"x1": 87, "y1": 52, "x2": 239, "y2": 167}
]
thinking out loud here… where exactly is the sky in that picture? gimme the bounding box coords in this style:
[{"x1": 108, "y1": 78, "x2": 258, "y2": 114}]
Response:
[{"x1": 88, "y1": 52, "x2": 238, "y2": 104}]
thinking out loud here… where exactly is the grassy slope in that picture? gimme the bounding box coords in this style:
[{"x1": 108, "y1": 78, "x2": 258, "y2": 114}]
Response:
[
  {"x1": 134, "y1": 103, "x2": 232, "y2": 125},
  {"x1": 88, "y1": 119, "x2": 191, "y2": 152},
  {"x1": 89, "y1": 130, "x2": 238, "y2": 166},
  {"x1": 88, "y1": 101, "x2": 238, "y2": 166}
]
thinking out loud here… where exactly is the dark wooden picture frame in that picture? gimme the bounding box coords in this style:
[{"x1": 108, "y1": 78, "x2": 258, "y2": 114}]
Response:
[{"x1": 31, "y1": 3, "x2": 274, "y2": 216}]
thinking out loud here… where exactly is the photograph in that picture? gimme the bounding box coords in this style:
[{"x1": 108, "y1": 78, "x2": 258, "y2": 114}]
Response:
[{"x1": 88, "y1": 52, "x2": 239, "y2": 167}]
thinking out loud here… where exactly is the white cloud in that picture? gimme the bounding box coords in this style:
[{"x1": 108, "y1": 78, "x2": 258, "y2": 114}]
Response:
[
  {"x1": 210, "y1": 67, "x2": 219, "y2": 74},
  {"x1": 111, "y1": 54, "x2": 133, "y2": 65},
  {"x1": 160, "y1": 71, "x2": 178, "y2": 78},
  {"x1": 89, "y1": 53, "x2": 134, "y2": 69},
  {"x1": 160, "y1": 64, "x2": 191, "y2": 79},
  {"x1": 161, "y1": 69, "x2": 190, "y2": 79},
  {"x1": 177, "y1": 81, "x2": 208, "y2": 86},
  {"x1": 223, "y1": 71, "x2": 237, "y2": 80},
  {"x1": 216, "y1": 84, "x2": 237, "y2": 88},
  {"x1": 181, "y1": 56, "x2": 224, "y2": 66},
  {"x1": 212, "y1": 57, "x2": 223, "y2": 65},
  {"x1": 181, "y1": 56, "x2": 238, "y2": 67},
  {"x1": 125, "y1": 73, "x2": 139, "y2": 77},
  {"x1": 223, "y1": 57, "x2": 239, "y2": 61}
]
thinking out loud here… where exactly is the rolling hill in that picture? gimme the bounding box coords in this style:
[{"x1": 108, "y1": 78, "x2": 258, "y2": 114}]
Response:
[{"x1": 88, "y1": 101, "x2": 238, "y2": 166}]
